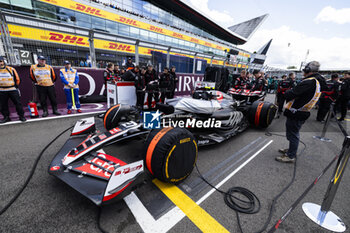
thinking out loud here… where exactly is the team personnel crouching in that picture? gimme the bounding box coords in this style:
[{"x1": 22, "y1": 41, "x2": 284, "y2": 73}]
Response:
[
  {"x1": 276, "y1": 73, "x2": 295, "y2": 117},
  {"x1": 30, "y1": 56, "x2": 61, "y2": 117},
  {"x1": 0, "y1": 56, "x2": 26, "y2": 123},
  {"x1": 316, "y1": 73, "x2": 340, "y2": 122},
  {"x1": 60, "y1": 61, "x2": 81, "y2": 114},
  {"x1": 276, "y1": 61, "x2": 322, "y2": 163}
]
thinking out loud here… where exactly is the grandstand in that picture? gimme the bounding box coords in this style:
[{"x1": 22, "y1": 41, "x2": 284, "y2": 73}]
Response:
[{"x1": 0, "y1": 0, "x2": 269, "y2": 72}]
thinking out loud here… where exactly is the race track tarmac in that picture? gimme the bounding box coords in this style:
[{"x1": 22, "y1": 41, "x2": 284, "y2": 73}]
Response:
[{"x1": 1, "y1": 94, "x2": 350, "y2": 233}]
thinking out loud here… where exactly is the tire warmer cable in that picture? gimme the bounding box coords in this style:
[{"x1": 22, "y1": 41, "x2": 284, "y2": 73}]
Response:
[
  {"x1": 195, "y1": 130, "x2": 306, "y2": 233},
  {"x1": 0, "y1": 126, "x2": 73, "y2": 216}
]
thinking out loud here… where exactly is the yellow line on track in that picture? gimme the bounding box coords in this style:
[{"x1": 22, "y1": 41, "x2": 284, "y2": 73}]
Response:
[{"x1": 153, "y1": 179, "x2": 229, "y2": 233}]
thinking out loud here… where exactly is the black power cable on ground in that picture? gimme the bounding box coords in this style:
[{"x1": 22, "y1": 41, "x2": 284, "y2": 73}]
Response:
[
  {"x1": 97, "y1": 207, "x2": 109, "y2": 233},
  {"x1": 195, "y1": 130, "x2": 306, "y2": 233},
  {"x1": 0, "y1": 126, "x2": 73, "y2": 216}
]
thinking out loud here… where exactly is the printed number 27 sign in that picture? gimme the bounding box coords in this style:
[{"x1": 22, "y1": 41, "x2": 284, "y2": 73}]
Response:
[{"x1": 19, "y1": 50, "x2": 33, "y2": 66}]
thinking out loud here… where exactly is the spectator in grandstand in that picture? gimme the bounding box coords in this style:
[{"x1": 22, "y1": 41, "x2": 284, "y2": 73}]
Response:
[
  {"x1": 336, "y1": 72, "x2": 350, "y2": 121},
  {"x1": 316, "y1": 73, "x2": 340, "y2": 122},
  {"x1": 135, "y1": 66, "x2": 146, "y2": 109},
  {"x1": 103, "y1": 63, "x2": 114, "y2": 95},
  {"x1": 169, "y1": 66, "x2": 178, "y2": 98},
  {"x1": 276, "y1": 61, "x2": 322, "y2": 163},
  {"x1": 145, "y1": 64, "x2": 159, "y2": 109},
  {"x1": 125, "y1": 57, "x2": 135, "y2": 71},
  {"x1": 79, "y1": 60, "x2": 84, "y2": 67},
  {"x1": 159, "y1": 67, "x2": 172, "y2": 103},
  {"x1": 30, "y1": 56, "x2": 61, "y2": 117},
  {"x1": 60, "y1": 60, "x2": 81, "y2": 114},
  {"x1": 0, "y1": 56, "x2": 26, "y2": 123}
]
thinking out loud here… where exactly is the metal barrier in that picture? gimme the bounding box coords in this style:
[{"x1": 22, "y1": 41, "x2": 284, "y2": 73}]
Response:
[{"x1": 302, "y1": 136, "x2": 350, "y2": 232}]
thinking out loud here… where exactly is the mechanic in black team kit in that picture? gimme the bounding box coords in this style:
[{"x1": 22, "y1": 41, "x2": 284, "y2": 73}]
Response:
[
  {"x1": 337, "y1": 72, "x2": 350, "y2": 121},
  {"x1": 276, "y1": 61, "x2": 324, "y2": 163},
  {"x1": 316, "y1": 73, "x2": 340, "y2": 122},
  {"x1": 276, "y1": 73, "x2": 295, "y2": 117},
  {"x1": 169, "y1": 66, "x2": 178, "y2": 99},
  {"x1": 251, "y1": 70, "x2": 267, "y2": 91},
  {"x1": 103, "y1": 62, "x2": 114, "y2": 95},
  {"x1": 145, "y1": 64, "x2": 159, "y2": 109},
  {"x1": 159, "y1": 67, "x2": 172, "y2": 103}
]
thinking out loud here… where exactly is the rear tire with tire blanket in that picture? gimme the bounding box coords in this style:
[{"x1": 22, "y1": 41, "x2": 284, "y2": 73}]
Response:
[
  {"x1": 248, "y1": 101, "x2": 277, "y2": 128},
  {"x1": 144, "y1": 127, "x2": 198, "y2": 183},
  {"x1": 104, "y1": 104, "x2": 132, "y2": 130}
]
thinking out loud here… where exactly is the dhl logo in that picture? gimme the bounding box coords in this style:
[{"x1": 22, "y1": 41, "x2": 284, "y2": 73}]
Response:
[
  {"x1": 149, "y1": 26, "x2": 164, "y2": 33},
  {"x1": 216, "y1": 45, "x2": 223, "y2": 50},
  {"x1": 48, "y1": 33, "x2": 87, "y2": 45},
  {"x1": 172, "y1": 32, "x2": 184, "y2": 39},
  {"x1": 75, "y1": 3, "x2": 103, "y2": 16},
  {"x1": 190, "y1": 38, "x2": 199, "y2": 43},
  {"x1": 205, "y1": 42, "x2": 212, "y2": 47},
  {"x1": 119, "y1": 16, "x2": 138, "y2": 26},
  {"x1": 108, "y1": 43, "x2": 133, "y2": 52},
  {"x1": 8, "y1": 31, "x2": 22, "y2": 36}
]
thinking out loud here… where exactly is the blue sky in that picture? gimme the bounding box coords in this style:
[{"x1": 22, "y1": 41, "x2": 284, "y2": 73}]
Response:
[{"x1": 184, "y1": 0, "x2": 350, "y2": 69}]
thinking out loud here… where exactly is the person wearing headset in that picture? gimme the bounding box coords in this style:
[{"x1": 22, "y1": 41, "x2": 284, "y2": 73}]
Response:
[{"x1": 276, "y1": 61, "x2": 325, "y2": 163}]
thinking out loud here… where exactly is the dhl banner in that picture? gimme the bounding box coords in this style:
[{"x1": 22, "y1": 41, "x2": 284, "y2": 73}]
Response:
[
  {"x1": 8, "y1": 24, "x2": 90, "y2": 47},
  {"x1": 38, "y1": 0, "x2": 251, "y2": 58},
  {"x1": 7, "y1": 24, "x2": 249, "y2": 68}
]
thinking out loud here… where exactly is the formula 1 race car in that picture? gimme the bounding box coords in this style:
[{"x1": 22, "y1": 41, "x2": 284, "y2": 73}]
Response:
[{"x1": 49, "y1": 85, "x2": 276, "y2": 205}]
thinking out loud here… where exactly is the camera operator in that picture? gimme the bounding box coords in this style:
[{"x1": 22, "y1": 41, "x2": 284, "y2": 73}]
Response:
[{"x1": 276, "y1": 61, "x2": 324, "y2": 163}]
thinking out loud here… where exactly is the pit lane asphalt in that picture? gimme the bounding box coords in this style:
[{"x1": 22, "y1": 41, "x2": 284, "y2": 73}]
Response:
[{"x1": 1, "y1": 95, "x2": 349, "y2": 233}]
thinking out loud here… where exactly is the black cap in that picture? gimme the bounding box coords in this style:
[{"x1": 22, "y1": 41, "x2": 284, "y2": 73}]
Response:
[
  {"x1": 38, "y1": 55, "x2": 46, "y2": 60},
  {"x1": 64, "y1": 60, "x2": 71, "y2": 65},
  {"x1": 128, "y1": 57, "x2": 132, "y2": 60},
  {"x1": 164, "y1": 67, "x2": 169, "y2": 70},
  {"x1": 0, "y1": 56, "x2": 4, "y2": 61}
]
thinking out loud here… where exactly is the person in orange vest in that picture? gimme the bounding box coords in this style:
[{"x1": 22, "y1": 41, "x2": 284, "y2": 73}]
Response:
[
  {"x1": 30, "y1": 56, "x2": 61, "y2": 117},
  {"x1": 60, "y1": 60, "x2": 81, "y2": 114},
  {"x1": 125, "y1": 57, "x2": 135, "y2": 71},
  {"x1": 0, "y1": 56, "x2": 26, "y2": 123}
]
